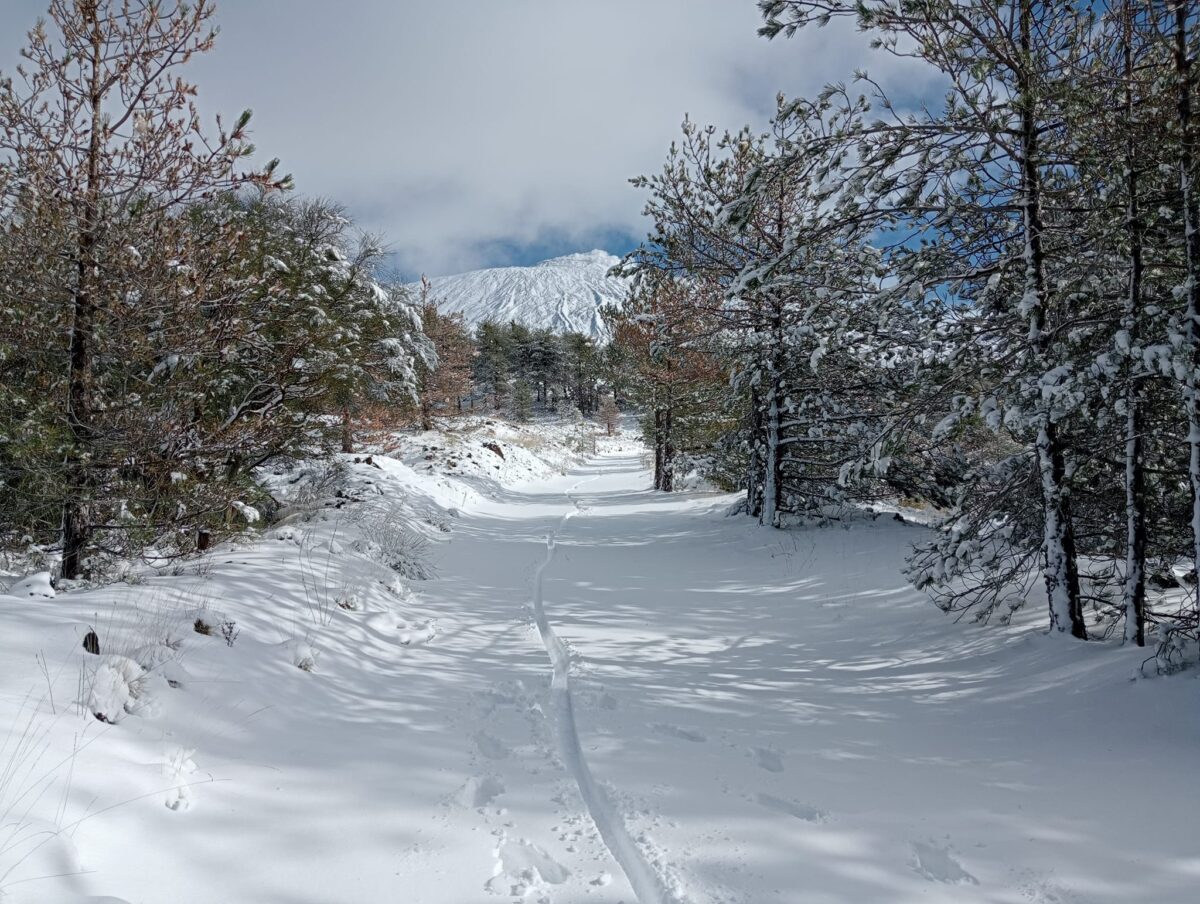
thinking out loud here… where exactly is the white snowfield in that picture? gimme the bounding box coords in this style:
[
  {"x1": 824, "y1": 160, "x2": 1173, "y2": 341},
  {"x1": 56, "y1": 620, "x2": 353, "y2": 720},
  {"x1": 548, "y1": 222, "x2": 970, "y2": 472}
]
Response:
[
  {"x1": 1, "y1": 424, "x2": 1198, "y2": 904},
  {"x1": 416, "y1": 250, "x2": 628, "y2": 340}
]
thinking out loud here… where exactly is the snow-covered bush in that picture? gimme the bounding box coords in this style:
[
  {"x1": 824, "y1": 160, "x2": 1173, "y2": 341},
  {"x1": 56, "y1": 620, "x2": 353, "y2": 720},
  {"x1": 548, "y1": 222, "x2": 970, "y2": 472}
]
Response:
[{"x1": 351, "y1": 502, "x2": 435, "y2": 581}]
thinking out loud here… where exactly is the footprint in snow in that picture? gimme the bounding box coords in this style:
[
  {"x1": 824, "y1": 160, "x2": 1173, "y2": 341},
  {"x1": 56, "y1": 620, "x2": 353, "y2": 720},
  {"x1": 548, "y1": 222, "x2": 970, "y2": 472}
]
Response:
[
  {"x1": 910, "y1": 841, "x2": 979, "y2": 885},
  {"x1": 474, "y1": 730, "x2": 511, "y2": 760},
  {"x1": 1011, "y1": 868, "x2": 1079, "y2": 903},
  {"x1": 364, "y1": 612, "x2": 438, "y2": 646},
  {"x1": 485, "y1": 838, "x2": 570, "y2": 896},
  {"x1": 651, "y1": 722, "x2": 707, "y2": 743},
  {"x1": 755, "y1": 793, "x2": 827, "y2": 822},
  {"x1": 452, "y1": 775, "x2": 506, "y2": 809},
  {"x1": 163, "y1": 747, "x2": 197, "y2": 812},
  {"x1": 751, "y1": 746, "x2": 785, "y2": 772},
  {"x1": 398, "y1": 619, "x2": 438, "y2": 646}
]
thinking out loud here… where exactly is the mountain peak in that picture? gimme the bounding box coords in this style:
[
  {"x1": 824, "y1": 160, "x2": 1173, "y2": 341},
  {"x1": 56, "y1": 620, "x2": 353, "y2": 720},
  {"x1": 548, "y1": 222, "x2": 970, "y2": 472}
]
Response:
[
  {"x1": 419, "y1": 251, "x2": 628, "y2": 340},
  {"x1": 535, "y1": 249, "x2": 620, "y2": 268}
]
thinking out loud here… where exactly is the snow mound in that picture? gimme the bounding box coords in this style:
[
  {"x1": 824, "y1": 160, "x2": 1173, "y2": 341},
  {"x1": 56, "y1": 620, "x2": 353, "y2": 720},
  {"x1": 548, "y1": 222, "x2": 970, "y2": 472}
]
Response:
[
  {"x1": 391, "y1": 416, "x2": 593, "y2": 495},
  {"x1": 85, "y1": 654, "x2": 165, "y2": 723},
  {"x1": 910, "y1": 841, "x2": 979, "y2": 885},
  {"x1": 5, "y1": 571, "x2": 55, "y2": 599}
]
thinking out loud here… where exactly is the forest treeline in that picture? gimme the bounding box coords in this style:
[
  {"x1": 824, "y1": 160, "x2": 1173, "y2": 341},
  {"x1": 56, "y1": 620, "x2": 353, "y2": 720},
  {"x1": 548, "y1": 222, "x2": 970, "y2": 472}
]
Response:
[
  {"x1": 0, "y1": 1, "x2": 613, "y2": 581},
  {"x1": 605, "y1": 0, "x2": 1200, "y2": 659},
  {"x1": 0, "y1": 2, "x2": 441, "y2": 578},
  {"x1": 6, "y1": 0, "x2": 1200, "y2": 664}
]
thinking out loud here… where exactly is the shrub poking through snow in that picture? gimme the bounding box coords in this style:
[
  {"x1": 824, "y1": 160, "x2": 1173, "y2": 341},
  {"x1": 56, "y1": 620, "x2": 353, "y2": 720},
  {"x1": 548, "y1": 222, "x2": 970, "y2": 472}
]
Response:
[
  {"x1": 84, "y1": 655, "x2": 164, "y2": 723},
  {"x1": 220, "y1": 619, "x2": 240, "y2": 647},
  {"x1": 351, "y1": 501, "x2": 436, "y2": 581},
  {"x1": 282, "y1": 638, "x2": 319, "y2": 673}
]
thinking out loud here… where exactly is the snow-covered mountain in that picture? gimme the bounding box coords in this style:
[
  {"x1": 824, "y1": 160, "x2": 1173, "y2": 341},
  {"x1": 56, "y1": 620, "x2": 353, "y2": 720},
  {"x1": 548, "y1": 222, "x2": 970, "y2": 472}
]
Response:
[{"x1": 418, "y1": 250, "x2": 628, "y2": 340}]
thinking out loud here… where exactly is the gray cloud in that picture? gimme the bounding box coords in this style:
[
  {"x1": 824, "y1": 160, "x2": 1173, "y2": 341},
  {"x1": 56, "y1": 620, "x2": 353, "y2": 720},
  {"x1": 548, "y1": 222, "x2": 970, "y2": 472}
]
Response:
[{"x1": 0, "y1": 1, "x2": 936, "y2": 275}]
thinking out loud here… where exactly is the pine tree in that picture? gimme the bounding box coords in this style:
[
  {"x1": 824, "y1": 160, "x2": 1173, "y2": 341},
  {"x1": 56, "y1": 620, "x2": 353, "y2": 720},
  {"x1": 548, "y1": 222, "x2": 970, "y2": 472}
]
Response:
[
  {"x1": 599, "y1": 394, "x2": 620, "y2": 436},
  {"x1": 0, "y1": 0, "x2": 287, "y2": 577},
  {"x1": 474, "y1": 320, "x2": 512, "y2": 410},
  {"x1": 417, "y1": 278, "x2": 474, "y2": 429},
  {"x1": 609, "y1": 274, "x2": 727, "y2": 491},
  {"x1": 511, "y1": 379, "x2": 533, "y2": 423}
]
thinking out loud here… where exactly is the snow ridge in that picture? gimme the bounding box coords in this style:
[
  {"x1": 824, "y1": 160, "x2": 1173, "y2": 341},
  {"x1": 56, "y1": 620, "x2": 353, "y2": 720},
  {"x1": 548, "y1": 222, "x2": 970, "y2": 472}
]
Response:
[
  {"x1": 530, "y1": 473, "x2": 685, "y2": 904},
  {"x1": 418, "y1": 250, "x2": 628, "y2": 340}
]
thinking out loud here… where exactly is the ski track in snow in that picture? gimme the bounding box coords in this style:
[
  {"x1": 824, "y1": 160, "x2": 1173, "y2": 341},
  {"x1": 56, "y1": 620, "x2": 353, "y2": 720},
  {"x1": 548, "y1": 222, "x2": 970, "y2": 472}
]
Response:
[{"x1": 529, "y1": 470, "x2": 685, "y2": 904}]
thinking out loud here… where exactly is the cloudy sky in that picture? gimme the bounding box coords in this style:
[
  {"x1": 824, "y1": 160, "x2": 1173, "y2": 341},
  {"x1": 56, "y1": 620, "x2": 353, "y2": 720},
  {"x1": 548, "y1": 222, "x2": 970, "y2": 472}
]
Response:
[{"x1": 0, "y1": 1, "x2": 935, "y2": 277}]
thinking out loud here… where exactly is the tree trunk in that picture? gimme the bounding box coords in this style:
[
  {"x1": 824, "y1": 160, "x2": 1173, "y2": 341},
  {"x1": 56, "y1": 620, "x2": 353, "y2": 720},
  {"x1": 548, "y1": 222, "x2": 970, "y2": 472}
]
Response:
[
  {"x1": 341, "y1": 408, "x2": 354, "y2": 454},
  {"x1": 762, "y1": 377, "x2": 781, "y2": 527},
  {"x1": 661, "y1": 402, "x2": 675, "y2": 493},
  {"x1": 1172, "y1": 1, "x2": 1200, "y2": 607},
  {"x1": 653, "y1": 408, "x2": 665, "y2": 490},
  {"x1": 761, "y1": 310, "x2": 785, "y2": 528},
  {"x1": 1019, "y1": 0, "x2": 1085, "y2": 638},
  {"x1": 61, "y1": 7, "x2": 105, "y2": 580},
  {"x1": 1122, "y1": 0, "x2": 1147, "y2": 646},
  {"x1": 1036, "y1": 424, "x2": 1085, "y2": 637},
  {"x1": 1123, "y1": 396, "x2": 1147, "y2": 646},
  {"x1": 746, "y1": 388, "x2": 764, "y2": 519}
]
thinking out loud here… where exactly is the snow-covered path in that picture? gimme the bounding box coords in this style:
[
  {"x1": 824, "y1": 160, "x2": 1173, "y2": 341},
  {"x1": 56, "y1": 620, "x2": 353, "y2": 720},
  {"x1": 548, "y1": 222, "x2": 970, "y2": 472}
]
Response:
[
  {"x1": 4, "y1": 439, "x2": 1198, "y2": 903},
  {"x1": 529, "y1": 470, "x2": 683, "y2": 904},
  {"x1": 421, "y1": 447, "x2": 1200, "y2": 904}
]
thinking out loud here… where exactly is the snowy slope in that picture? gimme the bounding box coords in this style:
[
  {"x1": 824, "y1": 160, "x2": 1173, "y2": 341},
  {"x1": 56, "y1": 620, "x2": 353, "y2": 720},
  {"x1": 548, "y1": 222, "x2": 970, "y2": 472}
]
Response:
[
  {"x1": 2, "y1": 421, "x2": 1199, "y2": 904},
  {"x1": 419, "y1": 250, "x2": 628, "y2": 340}
]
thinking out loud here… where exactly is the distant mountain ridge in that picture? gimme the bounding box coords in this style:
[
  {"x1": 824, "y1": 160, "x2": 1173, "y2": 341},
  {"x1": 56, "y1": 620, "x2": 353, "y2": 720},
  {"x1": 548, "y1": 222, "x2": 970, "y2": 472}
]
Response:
[{"x1": 417, "y1": 250, "x2": 629, "y2": 340}]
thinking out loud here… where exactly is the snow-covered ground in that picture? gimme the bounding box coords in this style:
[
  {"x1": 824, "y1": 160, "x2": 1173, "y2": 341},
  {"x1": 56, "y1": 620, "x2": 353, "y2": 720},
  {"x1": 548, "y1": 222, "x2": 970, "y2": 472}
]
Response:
[{"x1": 1, "y1": 421, "x2": 1197, "y2": 903}]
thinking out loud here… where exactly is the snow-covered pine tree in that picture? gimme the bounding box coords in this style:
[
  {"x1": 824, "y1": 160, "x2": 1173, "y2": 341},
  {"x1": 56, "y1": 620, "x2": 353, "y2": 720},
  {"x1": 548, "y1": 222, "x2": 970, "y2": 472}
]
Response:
[
  {"x1": 511, "y1": 379, "x2": 534, "y2": 423},
  {"x1": 416, "y1": 280, "x2": 474, "y2": 428},
  {"x1": 622, "y1": 121, "x2": 789, "y2": 521},
  {"x1": 625, "y1": 104, "x2": 929, "y2": 524},
  {"x1": 0, "y1": 0, "x2": 288, "y2": 576},
  {"x1": 561, "y1": 332, "x2": 601, "y2": 416},
  {"x1": 474, "y1": 320, "x2": 512, "y2": 410},
  {"x1": 761, "y1": 0, "x2": 1098, "y2": 636},
  {"x1": 1161, "y1": 0, "x2": 1200, "y2": 649},
  {"x1": 598, "y1": 394, "x2": 620, "y2": 436},
  {"x1": 608, "y1": 273, "x2": 727, "y2": 491}
]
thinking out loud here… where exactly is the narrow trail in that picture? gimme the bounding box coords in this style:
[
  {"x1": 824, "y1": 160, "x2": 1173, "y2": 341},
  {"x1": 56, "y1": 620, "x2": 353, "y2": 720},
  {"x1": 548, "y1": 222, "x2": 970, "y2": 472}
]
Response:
[{"x1": 529, "y1": 465, "x2": 685, "y2": 904}]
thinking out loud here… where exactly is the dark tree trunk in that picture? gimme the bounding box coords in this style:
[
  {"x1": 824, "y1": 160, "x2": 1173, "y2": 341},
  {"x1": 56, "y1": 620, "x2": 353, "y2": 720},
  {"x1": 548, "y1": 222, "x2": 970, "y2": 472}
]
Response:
[
  {"x1": 653, "y1": 408, "x2": 665, "y2": 490},
  {"x1": 61, "y1": 9, "x2": 105, "y2": 580},
  {"x1": 660, "y1": 403, "x2": 675, "y2": 493},
  {"x1": 1122, "y1": 0, "x2": 1147, "y2": 645},
  {"x1": 746, "y1": 388, "x2": 764, "y2": 519},
  {"x1": 1018, "y1": 0, "x2": 1084, "y2": 638},
  {"x1": 1172, "y1": 0, "x2": 1200, "y2": 614}
]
